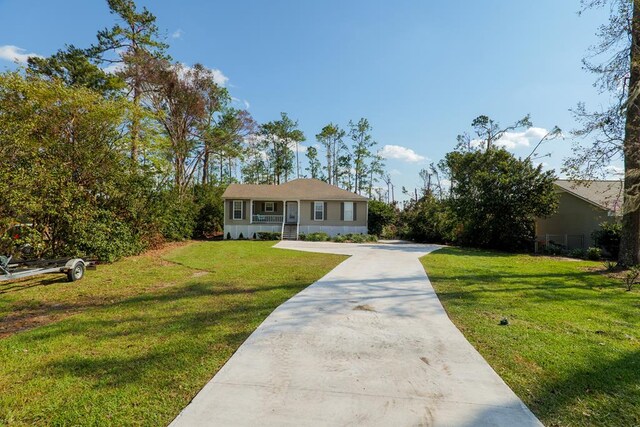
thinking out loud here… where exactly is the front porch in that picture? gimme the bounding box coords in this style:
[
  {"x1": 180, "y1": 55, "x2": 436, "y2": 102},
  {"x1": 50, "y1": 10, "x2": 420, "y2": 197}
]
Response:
[{"x1": 248, "y1": 200, "x2": 299, "y2": 240}]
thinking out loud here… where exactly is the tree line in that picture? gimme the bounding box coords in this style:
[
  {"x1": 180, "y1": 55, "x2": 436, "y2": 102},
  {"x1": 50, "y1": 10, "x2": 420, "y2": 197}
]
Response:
[{"x1": 0, "y1": 0, "x2": 387, "y2": 261}]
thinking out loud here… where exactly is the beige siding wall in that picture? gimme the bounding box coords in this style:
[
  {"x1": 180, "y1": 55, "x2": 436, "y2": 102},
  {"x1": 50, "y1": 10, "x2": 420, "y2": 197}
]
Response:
[
  {"x1": 224, "y1": 199, "x2": 250, "y2": 225},
  {"x1": 536, "y1": 191, "x2": 616, "y2": 247},
  {"x1": 299, "y1": 200, "x2": 367, "y2": 227},
  {"x1": 252, "y1": 201, "x2": 284, "y2": 215}
]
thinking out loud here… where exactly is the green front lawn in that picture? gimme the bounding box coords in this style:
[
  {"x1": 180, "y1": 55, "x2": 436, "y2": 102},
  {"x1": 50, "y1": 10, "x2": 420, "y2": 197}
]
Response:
[
  {"x1": 421, "y1": 248, "x2": 640, "y2": 427},
  {"x1": 0, "y1": 241, "x2": 346, "y2": 426}
]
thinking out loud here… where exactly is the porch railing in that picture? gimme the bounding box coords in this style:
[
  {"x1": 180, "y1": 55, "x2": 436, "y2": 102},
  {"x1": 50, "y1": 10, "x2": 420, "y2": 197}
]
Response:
[{"x1": 252, "y1": 214, "x2": 283, "y2": 223}]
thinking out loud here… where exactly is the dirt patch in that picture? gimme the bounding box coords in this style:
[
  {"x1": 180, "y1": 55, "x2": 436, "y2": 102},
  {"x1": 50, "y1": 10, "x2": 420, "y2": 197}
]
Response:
[
  {"x1": 532, "y1": 255, "x2": 583, "y2": 262},
  {"x1": 133, "y1": 240, "x2": 193, "y2": 260},
  {"x1": 353, "y1": 304, "x2": 376, "y2": 312},
  {"x1": 191, "y1": 271, "x2": 209, "y2": 278}
]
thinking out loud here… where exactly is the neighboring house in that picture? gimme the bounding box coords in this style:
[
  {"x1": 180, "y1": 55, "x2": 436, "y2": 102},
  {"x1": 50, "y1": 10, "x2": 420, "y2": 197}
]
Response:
[
  {"x1": 222, "y1": 178, "x2": 369, "y2": 240},
  {"x1": 535, "y1": 179, "x2": 623, "y2": 250}
]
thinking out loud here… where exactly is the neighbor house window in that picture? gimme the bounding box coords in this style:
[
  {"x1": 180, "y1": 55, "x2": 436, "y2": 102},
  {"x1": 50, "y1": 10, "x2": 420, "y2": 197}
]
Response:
[
  {"x1": 233, "y1": 200, "x2": 243, "y2": 220},
  {"x1": 265, "y1": 202, "x2": 275, "y2": 213},
  {"x1": 314, "y1": 201, "x2": 324, "y2": 221},
  {"x1": 344, "y1": 202, "x2": 354, "y2": 221}
]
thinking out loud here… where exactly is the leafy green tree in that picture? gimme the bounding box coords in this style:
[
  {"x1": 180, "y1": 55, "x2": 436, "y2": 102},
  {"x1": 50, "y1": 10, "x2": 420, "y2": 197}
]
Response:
[
  {"x1": 88, "y1": 0, "x2": 169, "y2": 159},
  {"x1": 144, "y1": 61, "x2": 227, "y2": 194},
  {"x1": 305, "y1": 146, "x2": 323, "y2": 179},
  {"x1": 260, "y1": 113, "x2": 305, "y2": 184},
  {"x1": 337, "y1": 153, "x2": 353, "y2": 191},
  {"x1": 202, "y1": 108, "x2": 255, "y2": 184},
  {"x1": 443, "y1": 147, "x2": 558, "y2": 251},
  {"x1": 26, "y1": 45, "x2": 124, "y2": 95},
  {"x1": 0, "y1": 72, "x2": 150, "y2": 260},
  {"x1": 366, "y1": 154, "x2": 385, "y2": 198},
  {"x1": 316, "y1": 123, "x2": 347, "y2": 185},
  {"x1": 349, "y1": 118, "x2": 377, "y2": 194}
]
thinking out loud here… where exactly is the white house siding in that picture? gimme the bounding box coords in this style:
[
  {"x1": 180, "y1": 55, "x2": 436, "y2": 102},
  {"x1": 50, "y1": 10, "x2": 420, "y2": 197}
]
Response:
[
  {"x1": 224, "y1": 224, "x2": 281, "y2": 240},
  {"x1": 299, "y1": 225, "x2": 368, "y2": 237}
]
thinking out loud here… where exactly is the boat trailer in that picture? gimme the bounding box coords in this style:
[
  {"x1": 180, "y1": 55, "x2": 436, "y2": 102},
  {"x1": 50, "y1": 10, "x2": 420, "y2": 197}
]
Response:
[{"x1": 0, "y1": 256, "x2": 94, "y2": 282}]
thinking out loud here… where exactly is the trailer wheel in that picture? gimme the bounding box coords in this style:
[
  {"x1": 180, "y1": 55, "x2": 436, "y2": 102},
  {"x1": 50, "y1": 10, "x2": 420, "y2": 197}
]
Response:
[{"x1": 67, "y1": 261, "x2": 85, "y2": 282}]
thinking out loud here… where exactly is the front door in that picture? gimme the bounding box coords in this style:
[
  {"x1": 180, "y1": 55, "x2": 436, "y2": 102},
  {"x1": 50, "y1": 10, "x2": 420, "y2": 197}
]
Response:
[{"x1": 286, "y1": 202, "x2": 298, "y2": 224}]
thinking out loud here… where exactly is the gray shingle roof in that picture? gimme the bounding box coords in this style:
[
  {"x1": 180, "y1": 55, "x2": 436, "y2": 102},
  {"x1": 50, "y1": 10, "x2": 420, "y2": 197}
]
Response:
[
  {"x1": 555, "y1": 179, "x2": 623, "y2": 213},
  {"x1": 222, "y1": 179, "x2": 369, "y2": 201}
]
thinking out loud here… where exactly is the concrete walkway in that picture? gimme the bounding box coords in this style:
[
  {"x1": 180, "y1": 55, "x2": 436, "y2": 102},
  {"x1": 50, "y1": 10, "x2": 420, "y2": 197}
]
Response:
[{"x1": 170, "y1": 241, "x2": 542, "y2": 427}]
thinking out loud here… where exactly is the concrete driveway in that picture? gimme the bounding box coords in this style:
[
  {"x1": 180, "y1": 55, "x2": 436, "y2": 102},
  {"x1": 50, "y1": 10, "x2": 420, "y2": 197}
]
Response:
[{"x1": 170, "y1": 241, "x2": 542, "y2": 427}]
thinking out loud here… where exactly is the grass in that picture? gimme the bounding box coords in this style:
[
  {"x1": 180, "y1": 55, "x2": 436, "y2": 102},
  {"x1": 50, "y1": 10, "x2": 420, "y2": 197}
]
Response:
[
  {"x1": 0, "y1": 241, "x2": 346, "y2": 426},
  {"x1": 421, "y1": 247, "x2": 640, "y2": 427}
]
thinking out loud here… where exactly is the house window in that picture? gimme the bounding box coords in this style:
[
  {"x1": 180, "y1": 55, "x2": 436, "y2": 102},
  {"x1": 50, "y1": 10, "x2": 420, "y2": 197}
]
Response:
[
  {"x1": 344, "y1": 202, "x2": 354, "y2": 221},
  {"x1": 314, "y1": 201, "x2": 324, "y2": 221},
  {"x1": 265, "y1": 202, "x2": 275, "y2": 213},
  {"x1": 233, "y1": 200, "x2": 243, "y2": 220}
]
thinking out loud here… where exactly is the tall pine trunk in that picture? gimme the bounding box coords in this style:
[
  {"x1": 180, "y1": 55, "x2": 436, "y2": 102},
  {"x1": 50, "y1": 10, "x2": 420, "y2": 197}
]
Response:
[
  {"x1": 620, "y1": 0, "x2": 640, "y2": 266},
  {"x1": 202, "y1": 149, "x2": 209, "y2": 184}
]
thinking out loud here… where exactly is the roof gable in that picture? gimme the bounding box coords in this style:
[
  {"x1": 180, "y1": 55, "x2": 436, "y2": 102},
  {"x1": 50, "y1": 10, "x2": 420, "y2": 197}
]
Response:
[
  {"x1": 222, "y1": 179, "x2": 368, "y2": 201},
  {"x1": 554, "y1": 180, "x2": 623, "y2": 213}
]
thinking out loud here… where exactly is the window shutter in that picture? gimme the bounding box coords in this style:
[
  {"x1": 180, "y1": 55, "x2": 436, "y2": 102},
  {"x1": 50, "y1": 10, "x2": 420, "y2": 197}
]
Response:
[
  {"x1": 243, "y1": 201, "x2": 247, "y2": 219},
  {"x1": 262, "y1": 202, "x2": 265, "y2": 212},
  {"x1": 229, "y1": 201, "x2": 233, "y2": 219},
  {"x1": 353, "y1": 203, "x2": 357, "y2": 221},
  {"x1": 324, "y1": 202, "x2": 327, "y2": 221},
  {"x1": 310, "y1": 202, "x2": 314, "y2": 220},
  {"x1": 340, "y1": 202, "x2": 344, "y2": 221}
]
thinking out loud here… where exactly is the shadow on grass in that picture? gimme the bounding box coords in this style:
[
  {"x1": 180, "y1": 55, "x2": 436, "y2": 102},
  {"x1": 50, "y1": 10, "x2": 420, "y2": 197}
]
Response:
[
  {"x1": 0, "y1": 275, "x2": 71, "y2": 295},
  {"x1": 22, "y1": 278, "x2": 310, "y2": 388},
  {"x1": 529, "y1": 349, "x2": 640, "y2": 425}
]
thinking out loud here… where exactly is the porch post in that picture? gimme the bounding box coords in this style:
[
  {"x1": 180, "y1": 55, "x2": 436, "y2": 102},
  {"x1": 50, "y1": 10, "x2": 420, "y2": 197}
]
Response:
[{"x1": 296, "y1": 200, "x2": 301, "y2": 240}]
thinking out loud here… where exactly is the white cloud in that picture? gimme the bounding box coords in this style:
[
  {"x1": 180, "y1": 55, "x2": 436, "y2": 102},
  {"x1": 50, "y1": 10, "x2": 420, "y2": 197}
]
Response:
[
  {"x1": 379, "y1": 145, "x2": 426, "y2": 163},
  {"x1": 209, "y1": 68, "x2": 229, "y2": 86},
  {"x1": 243, "y1": 99, "x2": 251, "y2": 109},
  {"x1": 0, "y1": 45, "x2": 42, "y2": 63},
  {"x1": 470, "y1": 127, "x2": 555, "y2": 150},
  {"x1": 605, "y1": 165, "x2": 624, "y2": 177},
  {"x1": 171, "y1": 29, "x2": 183, "y2": 39},
  {"x1": 292, "y1": 143, "x2": 307, "y2": 153},
  {"x1": 102, "y1": 62, "x2": 125, "y2": 74},
  {"x1": 177, "y1": 62, "x2": 229, "y2": 87},
  {"x1": 389, "y1": 169, "x2": 402, "y2": 176}
]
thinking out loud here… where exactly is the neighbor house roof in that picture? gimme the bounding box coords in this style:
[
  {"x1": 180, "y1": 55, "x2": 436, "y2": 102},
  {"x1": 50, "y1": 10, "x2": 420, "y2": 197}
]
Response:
[
  {"x1": 222, "y1": 179, "x2": 369, "y2": 201},
  {"x1": 555, "y1": 179, "x2": 623, "y2": 214}
]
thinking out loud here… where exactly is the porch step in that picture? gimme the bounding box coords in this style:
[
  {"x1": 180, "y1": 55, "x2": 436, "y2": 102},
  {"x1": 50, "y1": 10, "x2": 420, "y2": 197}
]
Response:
[{"x1": 282, "y1": 224, "x2": 298, "y2": 240}]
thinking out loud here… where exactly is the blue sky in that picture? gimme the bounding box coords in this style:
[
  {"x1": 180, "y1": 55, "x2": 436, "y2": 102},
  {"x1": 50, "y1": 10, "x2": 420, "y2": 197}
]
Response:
[{"x1": 0, "y1": 0, "x2": 614, "y2": 198}]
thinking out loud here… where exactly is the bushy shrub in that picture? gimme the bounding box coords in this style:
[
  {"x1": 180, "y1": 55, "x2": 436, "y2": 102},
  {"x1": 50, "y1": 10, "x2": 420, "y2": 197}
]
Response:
[
  {"x1": 368, "y1": 200, "x2": 398, "y2": 237},
  {"x1": 586, "y1": 247, "x2": 602, "y2": 261},
  {"x1": 257, "y1": 231, "x2": 281, "y2": 240},
  {"x1": 303, "y1": 232, "x2": 330, "y2": 242},
  {"x1": 623, "y1": 266, "x2": 640, "y2": 291},
  {"x1": 569, "y1": 248, "x2": 586, "y2": 259},
  {"x1": 543, "y1": 242, "x2": 564, "y2": 256},
  {"x1": 71, "y1": 211, "x2": 144, "y2": 262},
  {"x1": 193, "y1": 184, "x2": 225, "y2": 239},
  {"x1": 330, "y1": 233, "x2": 377, "y2": 243},
  {"x1": 592, "y1": 222, "x2": 622, "y2": 258},
  {"x1": 398, "y1": 195, "x2": 451, "y2": 243},
  {"x1": 153, "y1": 190, "x2": 197, "y2": 242}
]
